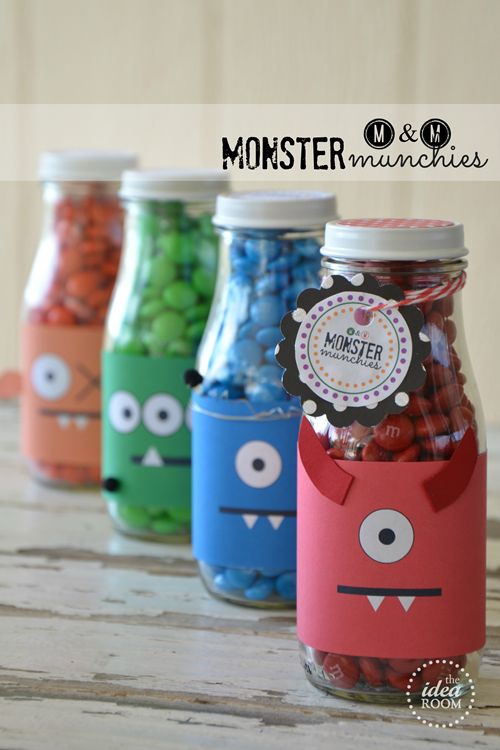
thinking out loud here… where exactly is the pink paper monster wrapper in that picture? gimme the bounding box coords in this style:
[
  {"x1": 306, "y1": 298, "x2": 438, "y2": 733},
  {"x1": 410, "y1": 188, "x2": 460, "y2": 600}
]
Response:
[{"x1": 297, "y1": 418, "x2": 486, "y2": 660}]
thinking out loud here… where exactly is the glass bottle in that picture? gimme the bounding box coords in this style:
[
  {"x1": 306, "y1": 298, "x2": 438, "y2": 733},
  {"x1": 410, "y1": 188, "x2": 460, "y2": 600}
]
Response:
[
  {"x1": 191, "y1": 191, "x2": 338, "y2": 606},
  {"x1": 294, "y1": 219, "x2": 486, "y2": 703},
  {"x1": 21, "y1": 150, "x2": 137, "y2": 487},
  {"x1": 102, "y1": 169, "x2": 229, "y2": 540}
]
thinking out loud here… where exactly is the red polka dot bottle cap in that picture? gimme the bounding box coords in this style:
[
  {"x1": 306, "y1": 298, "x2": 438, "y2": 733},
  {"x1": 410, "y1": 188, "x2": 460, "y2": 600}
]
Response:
[{"x1": 322, "y1": 218, "x2": 467, "y2": 261}]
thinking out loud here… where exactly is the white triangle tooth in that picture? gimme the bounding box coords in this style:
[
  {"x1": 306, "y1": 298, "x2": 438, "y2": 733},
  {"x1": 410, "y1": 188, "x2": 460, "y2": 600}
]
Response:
[
  {"x1": 75, "y1": 415, "x2": 89, "y2": 430},
  {"x1": 142, "y1": 447, "x2": 163, "y2": 467},
  {"x1": 268, "y1": 515, "x2": 284, "y2": 530},
  {"x1": 57, "y1": 414, "x2": 70, "y2": 429},
  {"x1": 367, "y1": 595, "x2": 384, "y2": 611},
  {"x1": 398, "y1": 596, "x2": 415, "y2": 612},
  {"x1": 242, "y1": 514, "x2": 258, "y2": 529}
]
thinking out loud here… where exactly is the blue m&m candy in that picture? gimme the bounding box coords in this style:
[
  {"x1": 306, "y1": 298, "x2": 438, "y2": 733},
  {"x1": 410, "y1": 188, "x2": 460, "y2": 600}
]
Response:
[
  {"x1": 250, "y1": 295, "x2": 285, "y2": 326},
  {"x1": 259, "y1": 364, "x2": 283, "y2": 382},
  {"x1": 230, "y1": 339, "x2": 263, "y2": 369},
  {"x1": 246, "y1": 381, "x2": 287, "y2": 404},
  {"x1": 295, "y1": 238, "x2": 321, "y2": 257},
  {"x1": 225, "y1": 568, "x2": 258, "y2": 589},
  {"x1": 256, "y1": 326, "x2": 282, "y2": 348},
  {"x1": 245, "y1": 238, "x2": 280, "y2": 263},
  {"x1": 276, "y1": 571, "x2": 297, "y2": 600},
  {"x1": 255, "y1": 273, "x2": 288, "y2": 295},
  {"x1": 245, "y1": 577, "x2": 275, "y2": 601},
  {"x1": 264, "y1": 347, "x2": 279, "y2": 363},
  {"x1": 213, "y1": 572, "x2": 236, "y2": 594}
]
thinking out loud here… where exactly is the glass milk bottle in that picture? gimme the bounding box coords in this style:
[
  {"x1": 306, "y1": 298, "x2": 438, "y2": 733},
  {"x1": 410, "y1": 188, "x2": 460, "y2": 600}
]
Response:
[
  {"x1": 190, "y1": 191, "x2": 338, "y2": 606},
  {"x1": 102, "y1": 169, "x2": 229, "y2": 540},
  {"x1": 277, "y1": 219, "x2": 486, "y2": 703},
  {"x1": 21, "y1": 150, "x2": 137, "y2": 486}
]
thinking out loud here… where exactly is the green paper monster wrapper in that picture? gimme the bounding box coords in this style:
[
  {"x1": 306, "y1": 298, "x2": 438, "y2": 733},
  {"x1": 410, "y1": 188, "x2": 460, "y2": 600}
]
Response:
[{"x1": 102, "y1": 352, "x2": 192, "y2": 521}]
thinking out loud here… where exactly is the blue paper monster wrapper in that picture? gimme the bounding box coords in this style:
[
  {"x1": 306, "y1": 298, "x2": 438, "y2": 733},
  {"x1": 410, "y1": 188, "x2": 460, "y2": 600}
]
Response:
[{"x1": 192, "y1": 394, "x2": 301, "y2": 572}]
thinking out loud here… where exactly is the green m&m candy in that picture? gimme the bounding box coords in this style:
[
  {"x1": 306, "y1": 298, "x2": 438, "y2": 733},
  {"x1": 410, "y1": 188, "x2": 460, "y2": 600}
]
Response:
[
  {"x1": 117, "y1": 504, "x2": 152, "y2": 530},
  {"x1": 151, "y1": 517, "x2": 185, "y2": 536},
  {"x1": 115, "y1": 335, "x2": 147, "y2": 355},
  {"x1": 139, "y1": 298, "x2": 166, "y2": 319},
  {"x1": 162, "y1": 280, "x2": 198, "y2": 310},
  {"x1": 149, "y1": 255, "x2": 177, "y2": 288},
  {"x1": 185, "y1": 303, "x2": 211, "y2": 323},
  {"x1": 151, "y1": 310, "x2": 186, "y2": 342},
  {"x1": 187, "y1": 320, "x2": 206, "y2": 342},
  {"x1": 193, "y1": 267, "x2": 215, "y2": 298},
  {"x1": 167, "y1": 339, "x2": 193, "y2": 357}
]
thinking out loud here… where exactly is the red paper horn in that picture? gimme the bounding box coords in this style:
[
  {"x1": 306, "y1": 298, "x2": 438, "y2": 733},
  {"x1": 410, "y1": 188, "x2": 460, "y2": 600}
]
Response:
[
  {"x1": 424, "y1": 428, "x2": 478, "y2": 512},
  {"x1": 298, "y1": 417, "x2": 353, "y2": 505}
]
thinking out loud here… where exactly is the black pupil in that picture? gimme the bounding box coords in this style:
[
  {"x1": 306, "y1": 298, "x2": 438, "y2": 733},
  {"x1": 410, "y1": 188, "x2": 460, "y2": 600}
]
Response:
[
  {"x1": 379, "y1": 528, "x2": 396, "y2": 545},
  {"x1": 158, "y1": 410, "x2": 169, "y2": 421},
  {"x1": 123, "y1": 408, "x2": 132, "y2": 419},
  {"x1": 252, "y1": 458, "x2": 265, "y2": 472},
  {"x1": 46, "y1": 371, "x2": 54, "y2": 381}
]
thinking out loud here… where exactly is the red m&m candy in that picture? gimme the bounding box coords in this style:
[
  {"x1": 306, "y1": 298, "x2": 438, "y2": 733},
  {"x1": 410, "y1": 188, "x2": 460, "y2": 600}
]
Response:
[
  {"x1": 373, "y1": 415, "x2": 415, "y2": 452},
  {"x1": 323, "y1": 653, "x2": 360, "y2": 689},
  {"x1": 359, "y1": 657, "x2": 385, "y2": 687}
]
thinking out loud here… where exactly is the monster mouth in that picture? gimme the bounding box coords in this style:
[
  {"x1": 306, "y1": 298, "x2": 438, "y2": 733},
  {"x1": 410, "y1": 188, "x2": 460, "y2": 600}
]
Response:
[
  {"x1": 219, "y1": 506, "x2": 296, "y2": 531},
  {"x1": 39, "y1": 409, "x2": 100, "y2": 430},
  {"x1": 337, "y1": 585, "x2": 442, "y2": 612},
  {"x1": 131, "y1": 447, "x2": 191, "y2": 468}
]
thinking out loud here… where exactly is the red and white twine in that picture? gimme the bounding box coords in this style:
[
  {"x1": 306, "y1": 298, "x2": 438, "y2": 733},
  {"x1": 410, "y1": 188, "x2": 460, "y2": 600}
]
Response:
[{"x1": 367, "y1": 271, "x2": 467, "y2": 312}]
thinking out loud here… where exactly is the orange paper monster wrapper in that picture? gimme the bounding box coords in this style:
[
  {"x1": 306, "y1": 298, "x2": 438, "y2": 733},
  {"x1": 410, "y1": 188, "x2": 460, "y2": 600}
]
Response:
[{"x1": 21, "y1": 323, "x2": 103, "y2": 474}]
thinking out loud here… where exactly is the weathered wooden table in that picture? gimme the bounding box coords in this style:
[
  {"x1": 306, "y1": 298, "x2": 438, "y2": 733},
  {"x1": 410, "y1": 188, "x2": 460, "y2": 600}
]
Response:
[{"x1": 0, "y1": 402, "x2": 499, "y2": 749}]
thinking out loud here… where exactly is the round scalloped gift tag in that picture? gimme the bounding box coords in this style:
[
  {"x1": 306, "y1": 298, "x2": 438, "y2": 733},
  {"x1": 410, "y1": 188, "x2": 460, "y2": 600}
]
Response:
[{"x1": 276, "y1": 273, "x2": 430, "y2": 427}]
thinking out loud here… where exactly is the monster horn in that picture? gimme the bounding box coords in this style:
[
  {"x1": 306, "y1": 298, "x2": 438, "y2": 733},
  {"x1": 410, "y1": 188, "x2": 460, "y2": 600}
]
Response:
[
  {"x1": 298, "y1": 417, "x2": 353, "y2": 505},
  {"x1": 424, "y1": 428, "x2": 478, "y2": 512}
]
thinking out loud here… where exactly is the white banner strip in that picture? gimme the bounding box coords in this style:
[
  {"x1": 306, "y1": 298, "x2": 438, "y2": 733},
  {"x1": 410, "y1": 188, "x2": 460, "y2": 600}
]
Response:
[{"x1": 0, "y1": 104, "x2": 498, "y2": 181}]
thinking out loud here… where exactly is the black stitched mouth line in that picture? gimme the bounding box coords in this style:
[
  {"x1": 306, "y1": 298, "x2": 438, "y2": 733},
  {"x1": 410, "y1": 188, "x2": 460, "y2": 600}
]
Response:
[
  {"x1": 131, "y1": 455, "x2": 191, "y2": 467},
  {"x1": 39, "y1": 409, "x2": 100, "y2": 418},
  {"x1": 75, "y1": 363, "x2": 100, "y2": 401},
  {"x1": 337, "y1": 585, "x2": 442, "y2": 597},
  {"x1": 219, "y1": 507, "x2": 296, "y2": 516}
]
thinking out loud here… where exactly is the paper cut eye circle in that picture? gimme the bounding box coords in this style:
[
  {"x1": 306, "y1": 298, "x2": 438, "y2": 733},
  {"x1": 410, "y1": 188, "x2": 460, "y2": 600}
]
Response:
[
  {"x1": 143, "y1": 394, "x2": 183, "y2": 436},
  {"x1": 235, "y1": 441, "x2": 282, "y2": 488},
  {"x1": 359, "y1": 509, "x2": 414, "y2": 563},
  {"x1": 109, "y1": 391, "x2": 141, "y2": 433},
  {"x1": 31, "y1": 354, "x2": 71, "y2": 400}
]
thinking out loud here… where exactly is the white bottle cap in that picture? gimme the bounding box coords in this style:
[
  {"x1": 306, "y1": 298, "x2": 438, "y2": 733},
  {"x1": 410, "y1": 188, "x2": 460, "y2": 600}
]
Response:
[
  {"x1": 120, "y1": 168, "x2": 230, "y2": 202},
  {"x1": 214, "y1": 191, "x2": 338, "y2": 229},
  {"x1": 322, "y1": 218, "x2": 467, "y2": 261},
  {"x1": 39, "y1": 150, "x2": 138, "y2": 182}
]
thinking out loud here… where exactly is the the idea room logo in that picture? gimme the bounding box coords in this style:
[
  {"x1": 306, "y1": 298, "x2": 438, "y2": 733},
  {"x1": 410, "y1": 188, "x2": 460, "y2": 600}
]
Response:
[{"x1": 407, "y1": 659, "x2": 476, "y2": 729}]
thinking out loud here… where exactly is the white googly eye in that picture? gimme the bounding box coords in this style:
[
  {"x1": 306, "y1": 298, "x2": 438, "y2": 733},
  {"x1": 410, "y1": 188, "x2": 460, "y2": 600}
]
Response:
[
  {"x1": 143, "y1": 394, "x2": 183, "y2": 437},
  {"x1": 185, "y1": 400, "x2": 192, "y2": 431},
  {"x1": 108, "y1": 391, "x2": 141, "y2": 433},
  {"x1": 359, "y1": 509, "x2": 414, "y2": 563},
  {"x1": 235, "y1": 440, "x2": 282, "y2": 489},
  {"x1": 31, "y1": 354, "x2": 71, "y2": 400}
]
